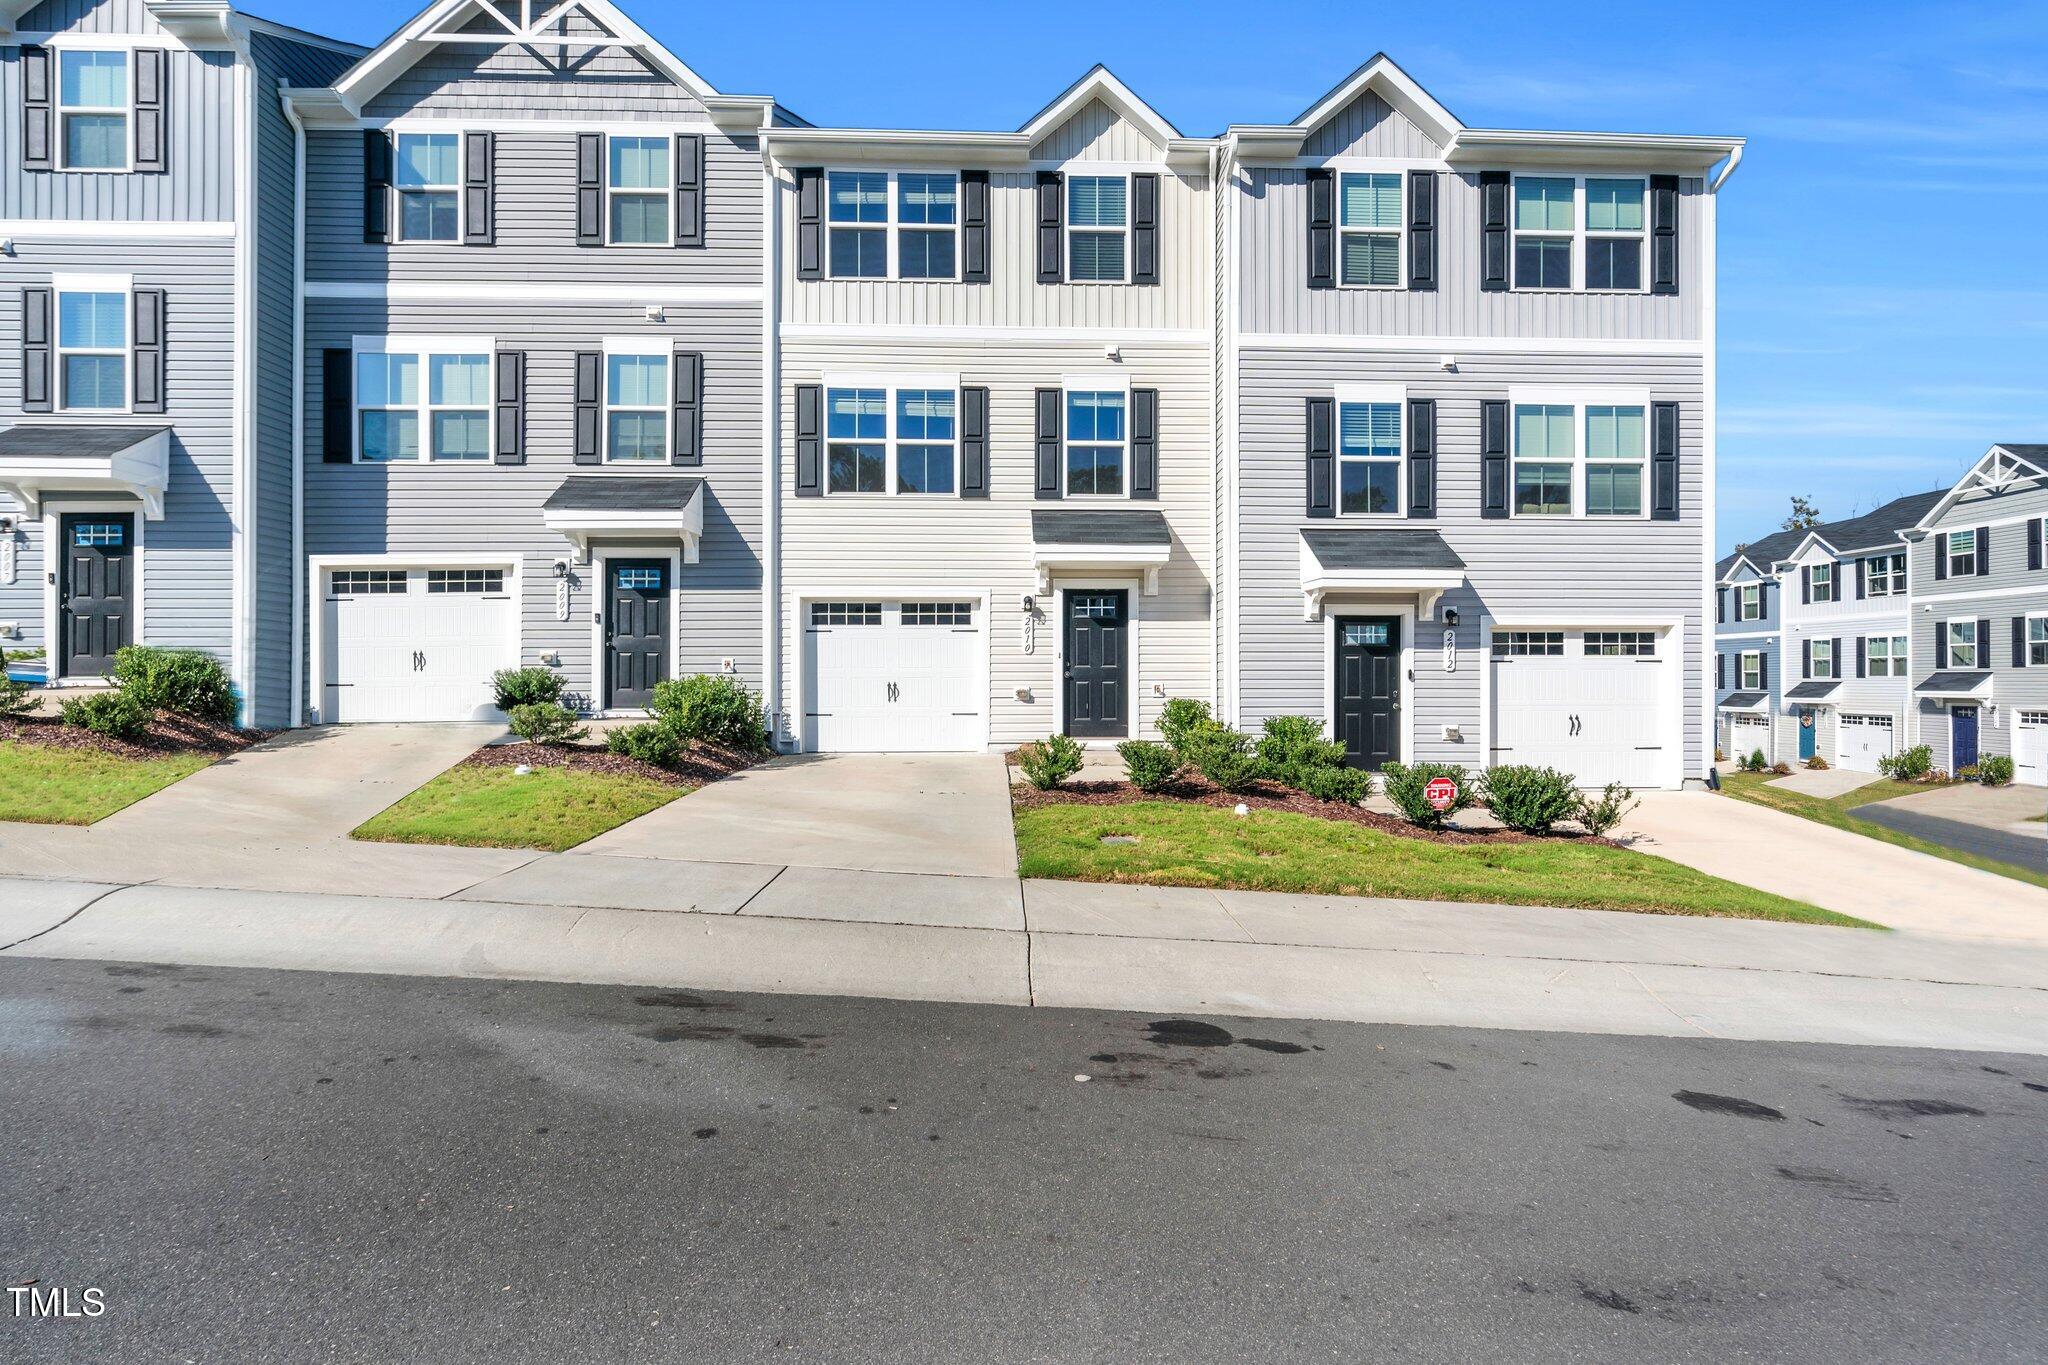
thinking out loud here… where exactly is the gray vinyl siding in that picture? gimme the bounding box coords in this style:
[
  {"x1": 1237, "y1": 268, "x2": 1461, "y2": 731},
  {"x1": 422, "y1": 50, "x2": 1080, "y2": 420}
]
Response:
[
  {"x1": 18, "y1": 0, "x2": 151, "y2": 31},
  {"x1": 1299, "y1": 89, "x2": 1445, "y2": 160},
  {"x1": 1776, "y1": 545, "x2": 1913, "y2": 764},
  {"x1": 300, "y1": 301, "x2": 763, "y2": 711},
  {"x1": 364, "y1": 12, "x2": 710, "y2": 119},
  {"x1": 1234, "y1": 170, "x2": 1704, "y2": 341},
  {"x1": 0, "y1": 239, "x2": 236, "y2": 661},
  {"x1": 1914, "y1": 475, "x2": 2048, "y2": 759},
  {"x1": 1212, "y1": 148, "x2": 1234, "y2": 719},
  {"x1": 1715, "y1": 636, "x2": 1779, "y2": 762},
  {"x1": 1025, "y1": 97, "x2": 1165, "y2": 162},
  {"x1": 1234, "y1": 345, "x2": 1707, "y2": 780},
  {"x1": 776, "y1": 336, "x2": 1213, "y2": 749}
]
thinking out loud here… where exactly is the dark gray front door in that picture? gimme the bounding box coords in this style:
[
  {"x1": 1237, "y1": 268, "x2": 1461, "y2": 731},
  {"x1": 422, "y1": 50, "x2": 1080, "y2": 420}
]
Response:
[
  {"x1": 606, "y1": 559, "x2": 670, "y2": 710},
  {"x1": 60, "y1": 513, "x2": 133, "y2": 679},
  {"x1": 1334, "y1": 616, "x2": 1400, "y2": 771},
  {"x1": 1064, "y1": 590, "x2": 1128, "y2": 738}
]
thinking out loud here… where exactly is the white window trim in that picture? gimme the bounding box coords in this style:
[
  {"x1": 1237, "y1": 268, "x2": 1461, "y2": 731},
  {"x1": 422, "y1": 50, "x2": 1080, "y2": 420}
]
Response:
[
  {"x1": 350, "y1": 336, "x2": 497, "y2": 464},
  {"x1": 54, "y1": 47, "x2": 133, "y2": 175},
  {"x1": 1738, "y1": 584, "x2": 1762, "y2": 621},
  {"x1": 1945, "y1": 529, "x2": 1978, "y2": 580},
  {"x1": 1065, "y1": 171, "x2": 1131, "y2": 285},
  {"x1": 1865, "y1": 551, "x2": 1905, "y2": 598},
  {"x1": 1335, "y1": 168, "x2": 1405, "y2": 290},
  {"x1": 819, "y1": 373, "x2": 962, "y2": 497},
  {"x1": 823, "y1": 167, "x2": 961, "y2": 282},
  {"x1": 1060, "y1": 376, "x2": 1132, "y2": 499},
  {"x1": 1947, "y1": 619, "x2": 1980, "y2": 670},
  {"x1": 600, "y1": 337, "x2": 673, "y2": 465},
  {"x1": 1740, "y1": 651, "x2": 1762, "y2": 691},
  {"x1": 52, "y1": 275, "x2": 133, "y2": 414},
  {"x1": 1867, "y1": 633, "x2": 1909, "y2": 678},
  {"x1": 1510, "y1": 173, "x2": 1649, "y2": 294},
  {"x1": 1333, "y1": 382, "x2": 1406, "y2": 518},
  {"x1": 1809, "y1": 638, "x2": 1835, "y2": 680},
  {"x1": 1506, "y1": 386, "x2": 1652, "y2": 521},
  {"x1": 2028, "y1": 613, "x2": 2048, "y2": 667},
  {"x1": 1809, "y1": 562, "x2": 1834, "y2": 601},
  {"x1": 604, "y1": 131, "x2": 674, "y2": 248},
  {"x1": 392, "y1": 129, "x2": 464, "y2": 245}
]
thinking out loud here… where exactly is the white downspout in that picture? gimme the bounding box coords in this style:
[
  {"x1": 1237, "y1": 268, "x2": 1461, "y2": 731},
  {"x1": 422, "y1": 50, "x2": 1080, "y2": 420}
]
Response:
[
  {"x1": 283, "y1": 93, "x2": 308, "y2": 726},
  {"x1": 230, "y1": 47, "x2": 256, "y2": 722},
  {"x1": 759, "y1": 128, "x2": 783, "y2": 746}
]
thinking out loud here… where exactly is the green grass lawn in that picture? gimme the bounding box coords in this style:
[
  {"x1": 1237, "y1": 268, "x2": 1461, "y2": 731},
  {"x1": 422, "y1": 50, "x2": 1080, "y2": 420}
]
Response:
[
  {"x1": 1013, "y1": 800, "x2": 1867, "y2": 925},
  {"x1": 1718, "y1": 771, "x2": 2048, "y2": 891},
  {"x1": 352, "y1": 763, "x2": 684, "y2": 852},
  {"x1": 0, "y1": 741, "x2": 214, "y2": 825}
]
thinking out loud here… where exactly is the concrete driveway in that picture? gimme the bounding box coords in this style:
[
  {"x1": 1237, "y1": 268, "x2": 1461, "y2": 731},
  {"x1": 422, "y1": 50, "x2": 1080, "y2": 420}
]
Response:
[
  {"x1": 1854, "y1": 782, "x2": 2046, "y2": 874},
  {"x1": 581, "y1": 752, "x2": 1019, "y2": 878}
]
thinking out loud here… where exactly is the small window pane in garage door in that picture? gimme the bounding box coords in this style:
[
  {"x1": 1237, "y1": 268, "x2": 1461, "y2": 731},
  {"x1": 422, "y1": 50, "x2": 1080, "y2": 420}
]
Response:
[
  {"x1": 811, "y1": 602, "x2": 882, "y2": 627},
  {"x1": 902, "y1": 602, "x2": 972, "y2": 626}
]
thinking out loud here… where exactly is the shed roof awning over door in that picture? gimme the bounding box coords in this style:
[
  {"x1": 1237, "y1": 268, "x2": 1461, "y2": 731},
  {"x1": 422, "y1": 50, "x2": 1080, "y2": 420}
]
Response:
[
  {"x1": 541, "y1": 476, "x2": 705, "y2": 558},
  {"x1": 0, "y1": 424, "x2": 171, "y2": 520},
  {"x1": 1298, "y1": 528, "x2": 1467, "y2": 619}
]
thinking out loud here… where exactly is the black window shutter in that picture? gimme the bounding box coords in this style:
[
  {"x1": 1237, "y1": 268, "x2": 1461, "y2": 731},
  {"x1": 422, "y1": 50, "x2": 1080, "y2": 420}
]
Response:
[
  {"x1": 131, "y1": 289, "x2": 165, "y2": 414},
  {"x1": 1802, "y1": 638, "x2": 1811, "y2": 678},
  {"x1": 1407, "y1": 169, "x2": 1437, "y2": 292},
  {"x1": 1650, "y1": 401, "x2": 1680, "y2": 520},
  {"x1": 1130, "y1": 173, "x2": 1159, "y2": 286},
  {"x1": 1716, "y1": 588, "x2": 1725, "y2": 624},
  {"x1": 363, "y1": 130, "x2": 392, "y2": 243},
  {"x1": 959, "y1": 385, "x2": 989, "y2": 496},
  {"x1": 1759, "y1": 653, "x2": 1768, "y2": 689},
  {"x1": 1650, "y1": 174, "x2": 1679, "y2": 296},
  {"x1": 572, "y1": 351, "x2": 601, "y2": 463},
  {"x1": 1034, "y1": 387, "x2": 1063, "y2": 498},
  {"x1": 1855, "y1": 637, "x2": 1865, "y2": 679},
  {"x1": 671, "y1": 350, "x2": 702, "y2": 466},
  {"x1": 2014, "y1": 616, "x2": 2028, "y2": 669},
  {"x1": 794, "y1": 167, "x2": 823, "y2": 280},
  {"x1": 22, "y1": 46, "x2": 52, "y2": 172},
  {"x1": 1855, "y1": 557, "x2": 1866, "y2": 598},
  {"x1": 321, "y1": 348, "x2": 352, "y2": 462},
  {"x1": 1936, "y1": 621, "x2": 1949, "y2": 669},
  {"x1": 1832, "y1": 565, "x2": 1842, "y2": 602},
  {"x1": 1975, "y1": 525, "x2": 1991, "y2": 576},
  {"x1": 1304, "y1": 397, "x2": 1334, "y2": 518},
  {"x1": 1129, "y1": 388, "x2": 1159, "y2": 499},
  {"x1": 1935, "y1": 532, "x2": 1948, "y2": 581},
  {"x1": 1480, "y1": 398, "x2": 1509, "y2": 518},
  {"x1": 960, "y1": 171, "x2": 990, "y2": 284},
  {"x1": 133, "y1": 49, "x2": 166, "y2": 173},
  {"x1": 493, "y1": 350, "x2": 524, "y2": 465},
  {"x1": 1801, "y1": 567, "x2": 1810, "y2": 605},
  {"x1": 1035, "y1": 173, "x2": 1064, "y2": 284},
  {"x1": 1406, "y1": 397, "x2": 1436, "y2": 518},
  {"x1": 1977, "y1": 617, "x2": 1992, "y2": 664},
  {"x1": 576, "y1": 134, "x2": 603, "y2": 246},
  {"x1": 794, "y1": 383, "x2": 822, "y2": 496},
  {"x1": 1831, "y1": 637, "x2": 1842, "y2": 679},
  {"x1": 1479, "y1": 171, "x2": 1510, "y2": 292},
  {"x1": 2029, "y1": 518, "x2": 2043, "y2": 571},
  {"x1": 463, "y1": 131, "x2": 494, "y2": 246},
  {"x1": 673, "y1": 132, "x2": 704, "y2": 247},
  {"x1": 1716, "y1": 654, "x2": 1724, "y2": 689},
  {"x1": 21, "y1": 287, "x2": 52, "y2": 413},
  {"x1": 1305, "y1": 168, "x2": 1335, "y2": 290}
]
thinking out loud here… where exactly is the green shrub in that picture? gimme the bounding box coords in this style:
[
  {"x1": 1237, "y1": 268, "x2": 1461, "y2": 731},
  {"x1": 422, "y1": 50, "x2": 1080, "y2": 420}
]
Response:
[
  {"x1": 605, "y1": 721, "x2": 682, "y2": 766},
  {"x1": 0, "y1": 674, "x2": 39, "y2": 721},
  {"x1": 1379, "y1": 761, "x2": 1476, "y2": 828},
  {"x1": 1155, "y1": 697, "x2": 1214, "y2": 758},
  {"x1": 1016, "y1": 733, "x2": 1084, "y2": 790},
  {"x1": 110, "y1": 645, "x2": 237, "y2": 724},
  {"x1": 1255, "y1": 715, "x2": 1347, "y2": 785},
  {"x1": 1479, "y1": 764, "x2": 1581, "y2": 834},
  {"x1": 1977, "y1": 754, "x2": 2015, "y2": 787},
  {"x1": 1184, "y1": 725, "x2": 1261, "y2": 793},
  {"x1": 1117, "y1": 738, "x2": 1181, "y2": 793},
  {"x1": 491, "y1": 666, "x2": 564, "y2": 711},
  {"x1": 1879, "y1": 744, "x2": 1932, "y2": 781},
  {"x1": 1742, "y1": 748, "x2": 1768, "y2": 773},
  {"x1": 60, "y1": 690, "x2": 151, "y2": 741},
  {"x1": 1298, "y1": 763, "x2": 1368, "y2": 806},
  {"x1": 1576, "y1": 782, "x2": 1639, "y2": 838},
  {"x1": 1768, "y1": 762, "x2": 1793, "y2": 776},
  {"x1": 1956, "y1": 763, "x2": 1979, "y2": 782},
  {"x1": 508, "y1": 702, "x2": 588, "y2": 746},
  {"x1": 650, "y1": 674, "x2": 769, "y2": 750}
]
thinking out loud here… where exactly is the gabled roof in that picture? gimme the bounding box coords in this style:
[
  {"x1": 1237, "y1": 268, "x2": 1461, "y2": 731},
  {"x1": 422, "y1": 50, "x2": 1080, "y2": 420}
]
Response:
[
  {"x1": 1914, "y1": 444, "x2": 2048, "y2": 530},
  {"x1": 1720, "y1": 489, "x2": 1943, "y2": 577},
  {"x1": 1020, "y1": 64, "x2": 1181, "y2": 146},
  {"x1": 2, "y1": 0, "x2": 359, "y2": 52},
  {"x1": 1716, "y1": 528, "x2": 1804, "y2": 582}
]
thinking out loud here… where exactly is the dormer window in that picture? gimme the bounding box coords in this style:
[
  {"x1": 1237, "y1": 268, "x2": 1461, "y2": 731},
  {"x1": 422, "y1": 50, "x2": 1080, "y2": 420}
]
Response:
[
  {"x1": 1738, "y1": 584, "x2": 1761, "y2": 621},
  {"x1": 1338, "y1": 172, "x2": 1401, "y2": 287},
  {"x1": 59, "y1": 50, "x2": 128, "y2": 171},
  {"x1": 1066, "y1": 175, "x2": 1128, "y2": 283}
]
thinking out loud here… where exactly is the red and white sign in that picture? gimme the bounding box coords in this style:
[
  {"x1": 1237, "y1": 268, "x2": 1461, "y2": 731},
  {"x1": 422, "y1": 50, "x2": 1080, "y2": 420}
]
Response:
[{"x1": 1424, "y1": 776, "x2": 1459, "y2": 812}]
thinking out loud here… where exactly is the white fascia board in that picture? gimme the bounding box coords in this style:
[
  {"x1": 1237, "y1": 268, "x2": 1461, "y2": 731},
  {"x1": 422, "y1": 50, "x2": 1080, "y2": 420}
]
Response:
[
  {"x1": 1019, "y1": 65, "x2": 1182, "y2": 146},
  {"x1": 1032, "y1": 541, "x2": 1171, "y2": 596},
  {"x1": 1281, "y1": 53, "x2": 1464, "y2": 152},
  {"x1": 1784, "y1": 531, "x2": 1839, "y2": 563},
  {"x1": 1914, "y1": 445, "x2": 2048, "y2": 530},
  {"x1": 764, "y1": 128, "x2": 1033, "y2": 168},
  {"x1": 1449, "y1": 128, "x2": 1745, "y2": 174},
  {"x1": 543, "y1": 494, "x2": 706, "y2": 560},
  {"x1": 1715, "y1": 696, "x2": 1770, "y2": 714}
]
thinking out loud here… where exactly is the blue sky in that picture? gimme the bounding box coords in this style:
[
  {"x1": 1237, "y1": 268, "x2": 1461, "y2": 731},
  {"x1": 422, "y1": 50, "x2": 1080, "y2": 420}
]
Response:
[{"x1": 278, "y1": 0, "x2": 2048, "y2": 551}]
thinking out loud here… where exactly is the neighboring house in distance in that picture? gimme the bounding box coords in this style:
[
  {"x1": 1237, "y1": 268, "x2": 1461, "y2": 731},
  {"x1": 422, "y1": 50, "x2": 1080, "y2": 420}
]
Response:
[
  {"x1": 762, "y1": 68, "x2": 1216, "y2": 752},
  {"x1": 1713, "y1": 529, "x2": 1795, "y2": 764},
  {"x1": 280, "y1": 0, "x2": 790, "y2": 723},
  {"x1": 1215, "y1": 58, "x2": 1740, "y2": 789},
  {"x1": 0, "y1": 0, "x2": 360, "y2": 724},
  {"x1": 1905, "y1": 445, "x2": 2048, "y2": 785}
]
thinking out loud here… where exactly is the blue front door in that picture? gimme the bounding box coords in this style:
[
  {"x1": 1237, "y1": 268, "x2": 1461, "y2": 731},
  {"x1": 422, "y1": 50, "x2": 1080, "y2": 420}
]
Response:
[
  {"x1": 1798, "y1": 709, "x2": 1817, "y2": 761},
  {"x1": 1952, "y1": 706, "x2": 1980, "y2": 771}
]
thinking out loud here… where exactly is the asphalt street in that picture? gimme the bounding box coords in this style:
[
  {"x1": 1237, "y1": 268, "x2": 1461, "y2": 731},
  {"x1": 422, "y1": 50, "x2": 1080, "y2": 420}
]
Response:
[{"x1": 1, "y1": 956, "x2": 2042, "y2": 1363}]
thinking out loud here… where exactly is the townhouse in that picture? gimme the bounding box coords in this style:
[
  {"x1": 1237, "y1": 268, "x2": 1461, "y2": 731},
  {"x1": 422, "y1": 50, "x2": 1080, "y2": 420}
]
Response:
[
  {"x1": 0, "y1": 0, "x2": 359, "y2": 725},
  {"x1": 1713, "y1": 529, "x2": 1794, "y2": 763}
]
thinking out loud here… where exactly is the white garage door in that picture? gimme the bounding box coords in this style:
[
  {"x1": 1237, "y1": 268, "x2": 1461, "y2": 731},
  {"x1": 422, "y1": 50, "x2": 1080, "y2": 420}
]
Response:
[
  {"x1": 1837, "y1": 713, "x2": 1897, "y2": 773},
  {"x1": 323, "y1": 567, "x2": 516, "y2": 722},
  {"x1": 803, "y1": 600, "x2": 984, "y2": 752},
  {"x1": 2017, "y1": 711, "x2": 2048, "y2": 788},
  {"x1": 1491, "y1": 629, "x2": 1669, "y2": 788}
]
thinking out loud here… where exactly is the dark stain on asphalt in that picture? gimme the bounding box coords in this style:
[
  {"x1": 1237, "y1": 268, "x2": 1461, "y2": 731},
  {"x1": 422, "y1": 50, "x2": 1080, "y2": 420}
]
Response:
[
  {"x1": 103, "y1": 964, "x2": 184, "y2": 978},
  {"x1": 638, "y1": 1024, "x2": 735, "y2": 1043},
  {"x1": 161, "y1": 1022, "x2": 229, "y2": 1038},
  {"x1": 635, "y1": 992, "x2": 737, "y2": 1012},
  {"x1": 116, "y1": 986, "x2": 144, "y2": 995},
  {"x1": 1145, "y1": 1020, "x2": 1235, "y2": 1048},
  {"x1": 693, "y1": 1128, "x2": 717, "y2": 1140},
  {"x1": 1775, "y1": 1167, "x2": 1899, "y2": 1203},
  {"x1": 1980, "y1": 1066, "x2": 2009, "y2": 1075},
  {"x1": 1240, "y1": 1039, "x2": 1307, "y2": 1055},
  {"x1": 1089, "y1": 1052, "x2": 1121, "y2": 1063},
  {"x1": 1579, "y1": 1285, "x2": 1640, "y2": 1314},
  {"x1": 2024, "y1": 1083, "x2": 2047, "y2": 1094},
  {"x1": 1673, "y1": 1090, "x2": 1784, "y2": 1121},
  {"x1": 1428, "y1": 1061, "x2": 1457, "y2": 1071},
  {"x1": 1842, "y1": 1097, "x2": 1983, "y2": 1120},
  {"x1": 740, "y1": 1033, "x2": 806, "y2": 1050}
]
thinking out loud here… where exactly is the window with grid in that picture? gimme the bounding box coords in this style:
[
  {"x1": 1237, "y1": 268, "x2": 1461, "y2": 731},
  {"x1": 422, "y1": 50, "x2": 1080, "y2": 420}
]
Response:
[
  {"x1": 332, "y1": 570, "x2": 407, "y2": 595},
  {"x1": 613, "y1": 566, "x2": 664, "y2": 590},
  {"x1": 1071, "y1": 594, "x2": 1120, "y2": 619},
  {"x1": 1585, "y1": 631, "x2": 1655, "y2": 657},
  {"x1": 427, "y1": 569, "x2": 504, "y2": 594},
  {"x1": 1584, "y1": 178, "x2": 1645, "y2": 290},
  {"x1": 1513, "y1": 176, "x2": 1573, "y2": 289},
  {"x1": 896, "y1": 173, "x2": 957, "y2": 279},
  {"x1": 1065, "y1": 390, "x2": 1127, "y2": 495},
  {"x1": 1492, "y1": 631, "x2": 1564, "y2": 658},
  {"x1": 2030, "y1": 617, "x2": 2048, "y2": 666},
  {"x1": 1809, "y1": 639, "x2": 1834, "y2": 679},
  {"x1": 825, "y1": 387, "x2": 886, "y2": 493},
  {"x1": 1740, "y1": 653, "x2": 1761, "y2": 690},
  {"x1": 895, "y1": 389, "x2": 955, "y2": 494},
  {"x1": 1867, "y1": 634, "x2": 1907, "y2": 677},
  {"x1": 1947, "y1": 620, "x2": 1978, "y2": 668},
  {"x1": 1512, "y1": 403, "x2": 1573, "y2": 516},
  {"x1": 395, "y1": 133, "x2": 459, "y2": 242},
  {"x1": 1739, "y1": 584, "x2": 1762, "y2": 620},
  {"x1": 57, "y1": 290, "x2": 127, "y2": 411},
  {"x1": 902, "y1": 602, "x2": 972, "y2": 626},
  {"x1": 69, "y1": 521, "x2": 125, "y2": 547},
  {"x1": 59, "y1": 50, "x2": 128, "y2": 171},
  {"x1": 1338, "y1": 172, "x2": 1401, "y2": 287},
  {"x1": 1067, "y1": 176, "x2": 1128, "y2": 282},
  {"x1": 1337, "y1": 402, "x2": 1401, "y2": 514},
  {"x1": 1583, "y1": 405, "x2": 1646, "y2": 516},
  {"x1": 827, "y1": 171, "x2": 888, "y2": 278},
  {"x1": 356, "y1": 350, "x2": 489, "y2": 461},
  {"x1": 1946, "y1": 530, "x2": 1976, "y2": 578},
  {"x1": 608, "y1": 136, "x2": 671, "y2": 245},
  {"x1": 606, "y1": 352, "x2": 669, "y2": 462},
  {"x1": 1866, "y1": 552, "x2": 1905, "y2": 597},
  {"x1": 1809, "y1": 563, "x2": 1833, "y2": 601},
  {"x1": 811, "y1": 602, "x2": 882, "y2": 626}
]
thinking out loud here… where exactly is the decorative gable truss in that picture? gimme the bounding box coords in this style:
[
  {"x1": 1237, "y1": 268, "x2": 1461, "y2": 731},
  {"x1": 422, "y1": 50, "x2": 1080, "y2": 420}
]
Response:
[{"x1": 1913, "y1": 444, "x2": 2048, "y2": 532}]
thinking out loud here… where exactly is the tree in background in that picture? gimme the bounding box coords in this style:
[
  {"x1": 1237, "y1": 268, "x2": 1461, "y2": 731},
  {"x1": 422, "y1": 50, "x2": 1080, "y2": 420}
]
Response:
[{"x1": 1780, "y1": 495, "x2": 1824, "y2": 532}]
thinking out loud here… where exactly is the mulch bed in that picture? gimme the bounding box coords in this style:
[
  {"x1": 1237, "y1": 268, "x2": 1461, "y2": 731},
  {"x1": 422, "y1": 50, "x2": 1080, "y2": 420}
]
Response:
[
  {"x1": 464, "y1": 738, "x2": 763, "y2": 790},
  {"x1": 1007, "y1": 767, "x2": 1611, "y2": 848},
  {"x1": 0, "y1": 710, "x2": 266, "y2": 760}
]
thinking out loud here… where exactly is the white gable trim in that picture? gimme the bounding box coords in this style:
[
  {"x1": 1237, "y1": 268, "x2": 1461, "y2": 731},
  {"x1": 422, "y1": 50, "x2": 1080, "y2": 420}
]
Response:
[
  {"x1": 1288, "y1": 53, "x2": 1462, "y2": 150},
  {"x1": 1914, "y1": 445, "x2": 2048, "y2": 530},
  {"x1": 1019, "y1": 65, "x2": 1180, "y2": 149}
]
